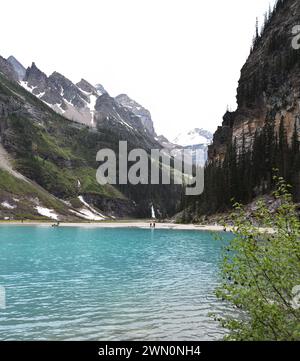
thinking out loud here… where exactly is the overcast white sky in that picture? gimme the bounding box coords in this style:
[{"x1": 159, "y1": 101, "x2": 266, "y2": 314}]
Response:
[{"x1": 1, "y1": 0, "x2": 276, "y2": 139}]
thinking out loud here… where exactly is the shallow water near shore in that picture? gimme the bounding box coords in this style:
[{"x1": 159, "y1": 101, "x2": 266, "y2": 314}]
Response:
[{"x1": 0, "y1": 226, "x2": 231, "y2": 340}]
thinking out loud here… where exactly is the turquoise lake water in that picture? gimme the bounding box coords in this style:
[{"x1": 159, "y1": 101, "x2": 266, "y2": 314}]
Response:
[{"x1": 0, "y1": 226, "x2": 230, "y2": 340}]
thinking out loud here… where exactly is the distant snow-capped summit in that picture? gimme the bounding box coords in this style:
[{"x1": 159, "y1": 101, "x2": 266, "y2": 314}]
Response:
[
  {"x1": 173, "y1": 128, "x2": 213, "y2": 147},
  {"x1": 168, "y1": 128, "x2": 214, "y2": 167}
]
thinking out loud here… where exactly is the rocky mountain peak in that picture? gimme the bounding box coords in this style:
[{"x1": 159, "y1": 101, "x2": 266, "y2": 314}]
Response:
[
  {"x1": 49, "y1": 71, "x2": 89, "y2": 108},
  {"x1": 24, "y1": 62, "x2": 48, "y2": 91},
  {"x1": 0, "y1": 56, "x2": 18, "y2": 82},
  {"x1": 95, "y1": 84, "x2": 107, "y2": 95},
  {"x1": 76, "y1": 79, "x2": 98, "y2": 95},
  {"x1": 6, "y1": 56, "x2": 26, "y2": 81}
]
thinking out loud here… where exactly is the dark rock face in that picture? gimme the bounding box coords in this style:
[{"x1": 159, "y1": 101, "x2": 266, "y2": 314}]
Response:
[
  {"x1": 209, "y1": 0, "x2": 300, "y2": 162},
  {"x1": 77, "y1": 79, "x2": 98, "y2": 95},
  {"x1": 83, "y1": 193, "x2": 137, "y2": 218},
  {"x1": 7, "y1": 56, "x2": 26, "y2": 81},
  {"x1": 49, "y1": 72, "x2": 88, "y2": 108},
  {"x1": 0, "y1": 56, "x2": 18, "y2": 82},
  {"x1": 24, "y1": 62, "x2": 48, "y2": 94},
  {"x1": 208, "y1": 114, "x2": 233, "y2": 161},
  {"x1": 23, "y1": 63, "x2": 94, "y2": 124},
  {"x1": 190, "y1": 0, "x2": 300, "y2": 216},
  {"x1": 24, "y1": 65, "x2": 88, "y2": 109},
  {"x1": 95, "y1": 84, "x2": 107, "y2": 95}
]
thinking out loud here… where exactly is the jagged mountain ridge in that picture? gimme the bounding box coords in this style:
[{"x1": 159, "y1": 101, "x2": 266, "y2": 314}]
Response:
[
  {"x1": 21, "y1": 62, "x2": 104, "y2": 126},
  {"x1": 0, "y1": 57, "x2": 182, "y2": 220},
  {"x1": 8, "y1": 58, "x2": 158, "y2": 141},
  {"x1": 5, "y1": 55, "x2": 211, "y2": 156}
]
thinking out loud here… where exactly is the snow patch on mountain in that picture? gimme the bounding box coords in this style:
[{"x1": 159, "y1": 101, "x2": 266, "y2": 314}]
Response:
[
  {"x1": 20, "y1": 81, "x2": 33, "y2": 93},
  {"x1": 35, "y1": 206, "x2": 59, "y2": 220},
  {"x1": 1, "y1": 201, "x2": 16, "y2": 209},
  {"x1": 84, "y1": 94, "x2": 97, "y2": 124},
  {"x1": 77, "y1": 196, "x2": 106, "y2": 220}
]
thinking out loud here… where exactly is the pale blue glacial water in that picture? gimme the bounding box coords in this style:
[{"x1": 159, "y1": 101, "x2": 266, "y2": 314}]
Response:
[{"x1": 0, "y1": 226, "x2": 231, "y2": 340}]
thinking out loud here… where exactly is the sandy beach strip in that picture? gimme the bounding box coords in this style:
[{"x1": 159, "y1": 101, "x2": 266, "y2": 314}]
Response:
[
  {"x1": 0, "y1": 221, "x2": 275, "y2": 234},
  {"x1": 0, "y1": 221, "x2": 231, "y2": 232}
]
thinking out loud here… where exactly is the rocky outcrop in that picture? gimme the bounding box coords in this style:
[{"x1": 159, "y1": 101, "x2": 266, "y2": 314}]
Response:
[
  {"x1": 49, "y1": 72, "x2": 89, "y2": 108},
  {"x1": 76, "y1": 78, "x2": 98, "y2": 95},
  {"x1": 24, "y1": 62, "x2": 48, "y2": 93},
  {"x1": 83, "y1": 193, "x2": 137, "y2": 218},
  {"x1": 95, "y1": 84, "x2": 107, "y2": 95}
]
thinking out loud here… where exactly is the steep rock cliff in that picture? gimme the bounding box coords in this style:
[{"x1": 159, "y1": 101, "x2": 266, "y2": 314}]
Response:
[{"x1": 209, "y1": 0, "x2": 300, "y2": 162}]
